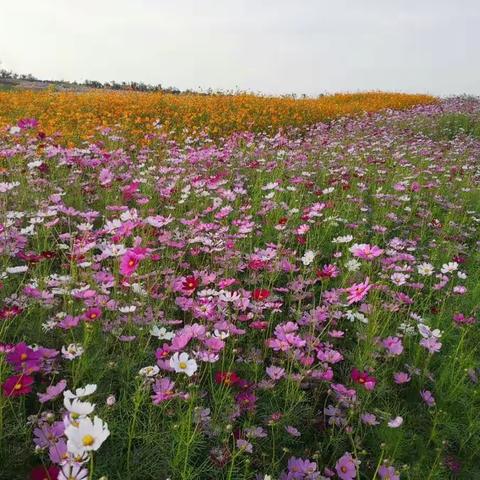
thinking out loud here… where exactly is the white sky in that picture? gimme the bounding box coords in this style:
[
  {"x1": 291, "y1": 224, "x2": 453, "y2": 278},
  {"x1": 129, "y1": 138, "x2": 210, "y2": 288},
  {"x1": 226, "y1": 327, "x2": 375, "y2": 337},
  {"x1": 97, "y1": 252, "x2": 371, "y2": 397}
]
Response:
[{"x1": 1, "y1": 0, "x2": 479, "y2": 96}]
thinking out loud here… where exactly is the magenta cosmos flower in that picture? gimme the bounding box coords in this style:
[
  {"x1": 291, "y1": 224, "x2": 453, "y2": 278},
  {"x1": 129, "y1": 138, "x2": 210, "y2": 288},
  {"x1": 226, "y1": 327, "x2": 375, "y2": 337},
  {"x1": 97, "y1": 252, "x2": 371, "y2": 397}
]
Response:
[
  {"x1": 2, "y1": 374, "x2": 34, "y2": 397},
  {"x1": 351, "y1": 368, "x2": 376, "y2": 390},
  {"x1": 119, "y1": 247, "x2": 147, "y2": 277},
  {"x1": 6, "y1": 342, "x2": 42, "y2": 373}
]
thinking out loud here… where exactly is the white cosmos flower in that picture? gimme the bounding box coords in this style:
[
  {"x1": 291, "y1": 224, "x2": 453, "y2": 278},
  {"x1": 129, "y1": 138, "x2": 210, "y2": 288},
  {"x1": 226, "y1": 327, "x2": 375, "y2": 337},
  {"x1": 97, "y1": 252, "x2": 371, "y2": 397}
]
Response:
[
  {"x1": 6, "y1": 265, "x2": 28, "y2": 274},
  {"x1": 301, "y1": 250, "x2": 316, "y2": 266},
  {"x1": 138, "y1": 365, "x2": 160, "y2": 377},
  {"x1": 387, "y1": 416, "x2": 403, "y2": 428},
  {"x1": 213, "y1": 329, "x2": 230, "y2": 339},
  {"x1": 150, "y1": 325, "x2": 175, "y2": 340},
  {"x1": 332, "y1": 235, "x2": 353, "y2": 244},
  {"x1": 417, "y1": 262, "x2": 434, "y2": 276},
  {"x1": 418, "y1": 324, "x2": 442, "y2": 339},
  {"x1": 345, "y1": 259, "x2": 361, "y2": 272},
  {"x1": 58, "y1": 464, "x2": 88, "y2": 480},
  {"x1": 218, "y1": 290, "x2": 241, "y2": 302},
  {"x1": 61, "y1": 343, "x2": 84, "y2": 360},
  {"x1": 169, "y1": 352, "x2": 198, "y2": 377},
  {"x1": 119, "y1": 305, "x2": 137, "y2": 313},
  {"x1": 64, "y1": 384, "x2": 97, "y2": 400},
  {"x1": 65, "y1": 416, "x2": 110, "y2": 455},
  {"x1": 64, "y1": 397, "x2": 95, "y2": 417},
  {"x1": 440, "y1": 262, "x2": 458, "y2": 274}
]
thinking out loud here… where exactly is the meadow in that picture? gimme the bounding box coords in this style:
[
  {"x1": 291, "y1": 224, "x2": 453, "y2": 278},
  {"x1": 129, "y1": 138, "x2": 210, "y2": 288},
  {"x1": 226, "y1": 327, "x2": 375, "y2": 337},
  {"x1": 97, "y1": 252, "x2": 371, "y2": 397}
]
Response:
[{"x1": 0, "y1": 92, "x2": 479, "y2": 480}]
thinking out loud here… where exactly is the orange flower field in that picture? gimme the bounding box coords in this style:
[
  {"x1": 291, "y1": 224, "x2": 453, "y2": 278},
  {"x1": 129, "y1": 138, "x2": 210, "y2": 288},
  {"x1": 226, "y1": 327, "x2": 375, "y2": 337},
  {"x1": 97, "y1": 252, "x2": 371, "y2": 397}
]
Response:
[{"x1": 0, "y1": 90, "x2": 436, "y2": 142}]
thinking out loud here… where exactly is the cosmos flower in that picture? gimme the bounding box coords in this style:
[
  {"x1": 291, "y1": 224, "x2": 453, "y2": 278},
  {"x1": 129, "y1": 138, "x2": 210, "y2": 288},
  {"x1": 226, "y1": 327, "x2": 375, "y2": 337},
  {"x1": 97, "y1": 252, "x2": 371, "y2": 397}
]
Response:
[
  {"x1": 64, "y1": 384, "x2": 97, "y2": 400},
  {"x1": 420, "y1": 390, "x2": 436, "y2": 407},
  {"x1": 378, "y1": 465, "x2": 400, "y2": 480},
  {"x1": 335, "y1": 452, "x2": 359, "y2": 480},
  {"x1": 119, "y1": 247, "x2": 147, "y2": 277},
  {"x1": 350, "y1": 243, "x2": 383, "y2": 260},
  {"x1": 382, "y1": 336, "x2": 404, "y2": 356},
  {"x1": 57, "y1": 465, "x2": 88, "y2": 480},
  {"x1": 30, "y1": 465, "x2": 60, "y2": 480},
  {"x1": 346, "y1": 278, "x2": 372, "y2": 304},
  {"x1": 388, "y1": 416, "x2": 404, "y2": 428},
  {"x1": 61, "y1": 344, "x2": 84, "y2": 360},
  {"x1": 252, "y1": 288, "x2": 271, "y2": 301},
  {"x1": 169, "y1": 352, "x2": 198, "y2": 377},
  {"x1": 38, "y1": 379, "x2": 67, "y2": 403},
  {"x1": 351, "y1": 368, "x2": 376, "y2": 390},
  {"x1": 65, "y1": 416, "x2": 110, "y2": 455},
  {"x1": 2, "y1": 374, "x2": 34, "y2": 397}
]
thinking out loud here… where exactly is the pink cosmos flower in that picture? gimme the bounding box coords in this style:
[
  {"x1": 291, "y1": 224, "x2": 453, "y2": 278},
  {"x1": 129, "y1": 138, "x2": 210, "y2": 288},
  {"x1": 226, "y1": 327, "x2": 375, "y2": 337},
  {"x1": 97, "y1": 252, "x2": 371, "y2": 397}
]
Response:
[
  {"x1": 453, "y1": 313, "x2": 475, "y2": 326},
  {"x1": 151, "y1": 377, "x2": 176, "y2": 404},
  {"x1": 393, "y1": 372, "x2": 411, "y2": 384},
  {"x1": 350, "y1": 243, "x2": 384, "y2": 260},
  {"x1": 335, "y1": 452, "x2": 358, "y2": 480},
  {"x1": 420, "y1": 390, "x2": 436, "y2": 407},
  {"x1": 383, "y1": 336, "x2": 404, "y2": 356},
  {"x1": 37, "y1": 379, "x2": 67, "y2": 403},
  {"x1": 388, "y1": 416, "x2": 404, "y2": 428},
  {"x1": 379, "y1": 465, "x2": 400, "y2": 480},
  {"x1": 266, "y1": 366, "x2": 285, "y2": 381},
  {"x1": 361, "y1": 413, "x2": 379, "y2": 426},
  {"x1": 420, "y1": 337, "x2": 442, "y2": 354},
  {"x1": 346, "y1": 277, "x2": 372, "y2": 304}
]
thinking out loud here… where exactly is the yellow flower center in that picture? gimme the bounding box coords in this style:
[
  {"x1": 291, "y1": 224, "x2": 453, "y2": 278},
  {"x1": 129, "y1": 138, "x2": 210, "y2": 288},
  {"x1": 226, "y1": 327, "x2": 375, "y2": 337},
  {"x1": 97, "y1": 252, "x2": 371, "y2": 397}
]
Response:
[
  {"x1": 20, "y1": 353, "x2": 28, "y2": 360},
  {"x1": 14, "y1": 383, "x2": 22, "y2": 390},
  {"x1": 82, "y1": 434, "x2": 95, "y2": 446},
  {"x1": 179, "y1": 361, "x2": 187, "y2": 369}
]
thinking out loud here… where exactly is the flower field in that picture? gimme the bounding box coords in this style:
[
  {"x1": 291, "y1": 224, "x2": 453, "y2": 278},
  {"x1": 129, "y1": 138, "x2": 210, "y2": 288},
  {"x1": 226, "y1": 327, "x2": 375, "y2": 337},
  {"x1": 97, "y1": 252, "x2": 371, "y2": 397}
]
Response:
[
  {"x1": 1, "y1": 94, "x2": 480, "y2": 480},
  {"x1": 0, "y1": 91, "x2": 435, "y2": 143}
]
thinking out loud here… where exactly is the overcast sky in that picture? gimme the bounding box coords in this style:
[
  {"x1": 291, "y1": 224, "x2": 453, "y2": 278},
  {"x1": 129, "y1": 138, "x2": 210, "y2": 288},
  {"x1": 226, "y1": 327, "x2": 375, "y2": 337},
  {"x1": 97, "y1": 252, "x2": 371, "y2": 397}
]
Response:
[{"x1": 1, "y1": 0, "x2": 479, "y2": 96}]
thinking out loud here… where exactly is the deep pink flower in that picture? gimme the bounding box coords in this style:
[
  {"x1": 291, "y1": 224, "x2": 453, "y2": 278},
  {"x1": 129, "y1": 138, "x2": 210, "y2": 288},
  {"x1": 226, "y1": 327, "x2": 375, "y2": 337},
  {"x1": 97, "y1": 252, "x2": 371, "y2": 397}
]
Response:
[
  {"x1": 2, "y1": 374, "x2": 34, "y2": 397},
  {"x1": 351, "y1": 368, "x2": 376, "y2": 390},
  {"x1": 252, "y1": 288, "x2": 271, "y2": 301},
  {"x1": 18, "y1": 118, "x2": 39, "y2": 129},
  {"x1": 83, "y1": 307, "x2": 102, "y2": 322},
  {"x1": 120, "y1": 247, "x2": 147, "y2": 277},
  {"x1": 6, "y1": 342, "x2": 42, "y2": 373},
  {"x1": 30, "y1": 465, "x2": 59, "y2": 480}
]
